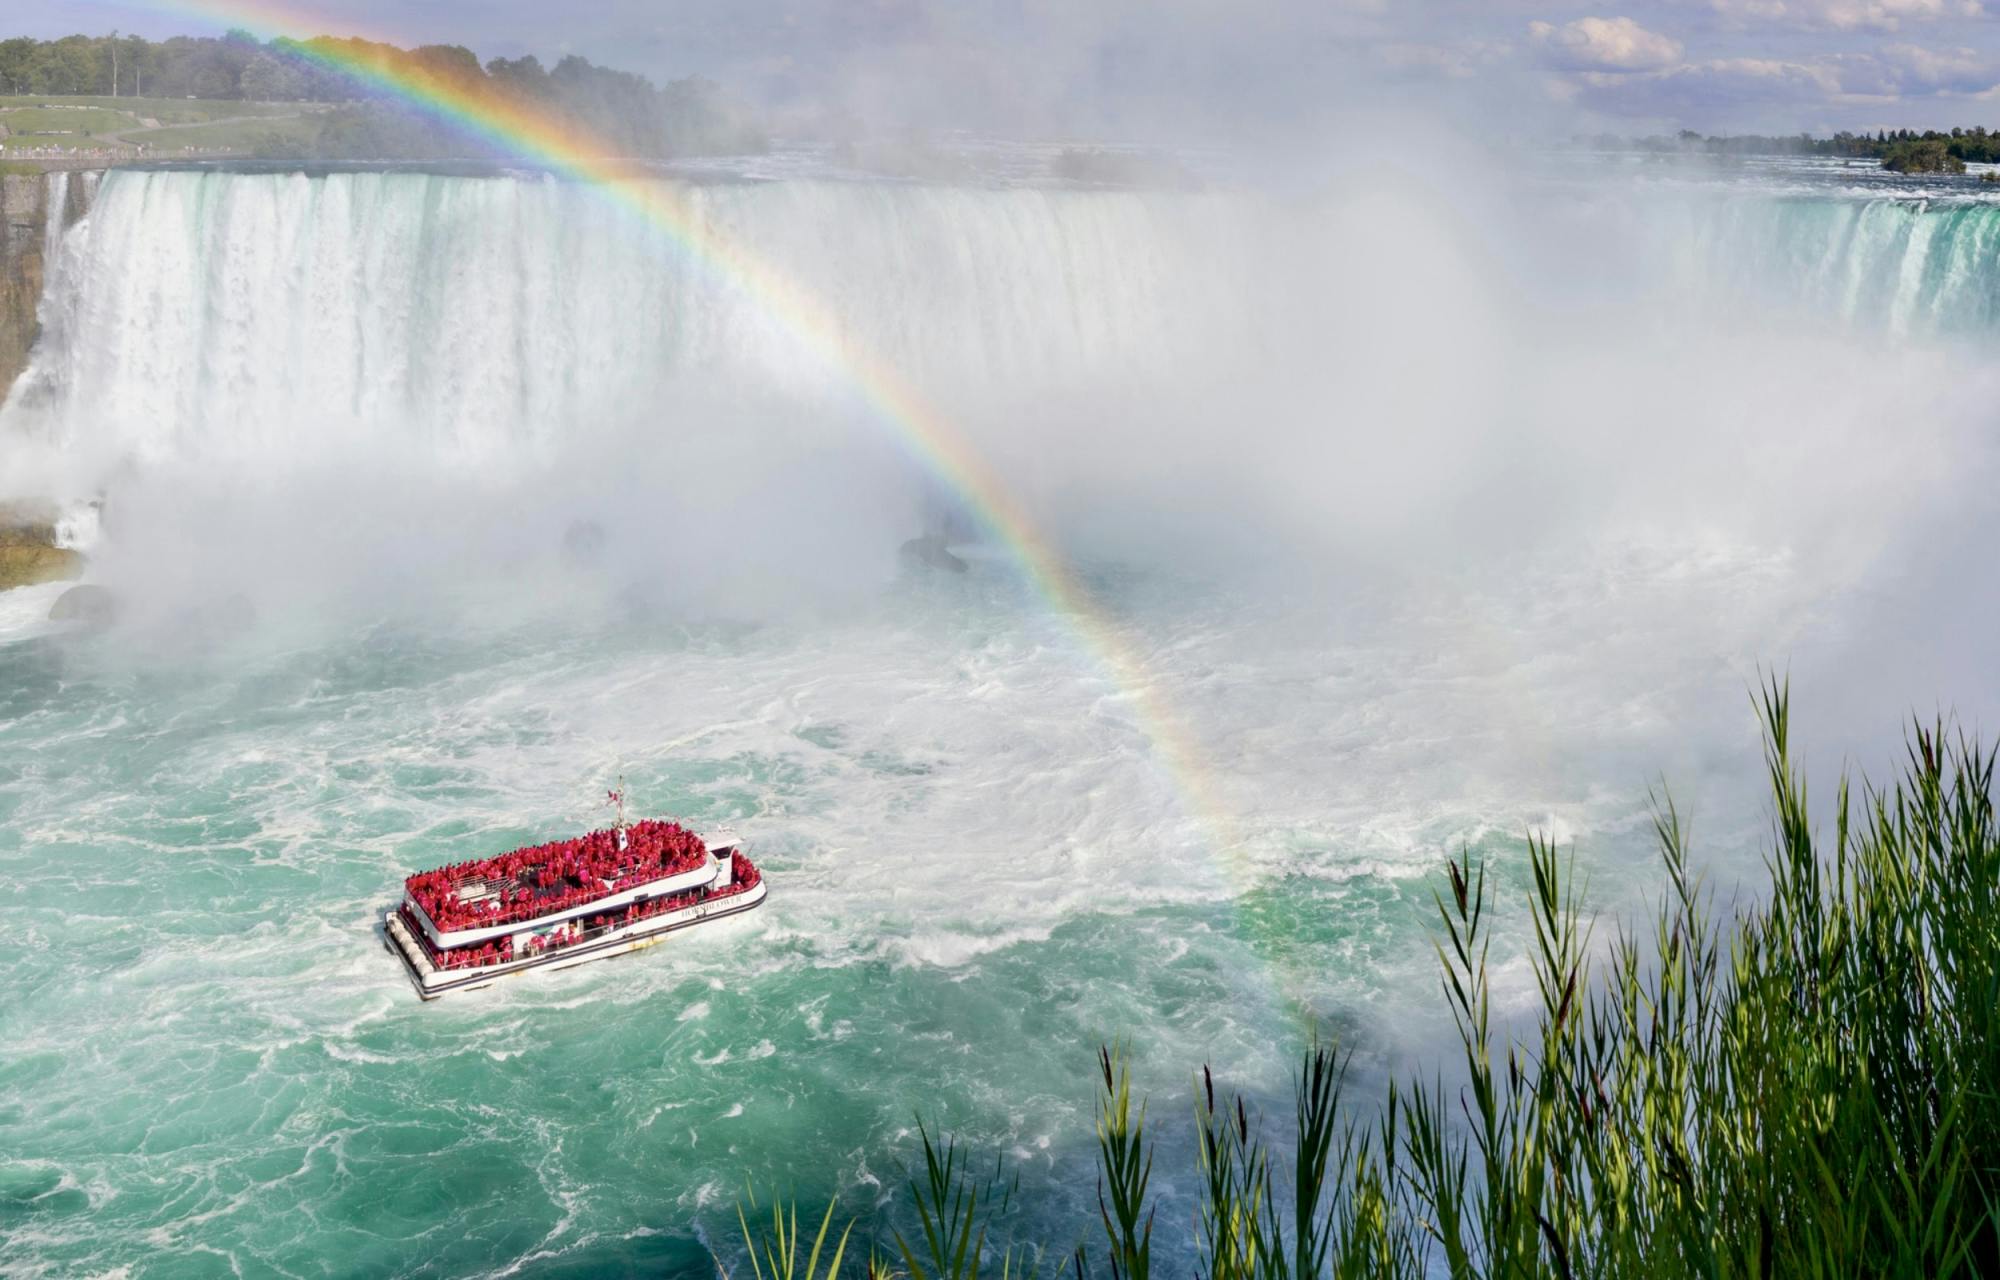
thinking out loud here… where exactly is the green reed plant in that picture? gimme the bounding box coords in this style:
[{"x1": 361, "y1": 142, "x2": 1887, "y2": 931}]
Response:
[
  {"x1": 735, "y1": 1188, "x2": 857, "y2": 1280},
  {"x1": 892, "y1": 1121, "x2": 1039, "y2": 1280},
  {"x1": 735, "y1": 680, "x2": 2000, "y2": 1279},
  {"x1": 1096, "y1": 1044, "x2": 1156, "y2": 1280}
]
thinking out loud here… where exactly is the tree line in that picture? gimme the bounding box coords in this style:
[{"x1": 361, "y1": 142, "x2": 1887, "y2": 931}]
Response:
[
  {"x1": 0, "y1": 30, "x2": 764, "y2": 159},
  {"x1": 1609, "y1": 125, "x2": 2000, "y2": 165}
]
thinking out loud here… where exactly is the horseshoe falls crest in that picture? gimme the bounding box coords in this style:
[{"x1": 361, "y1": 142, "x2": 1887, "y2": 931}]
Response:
[
  {"x1": 9, "y1": 171, "x2": 1255, "y2": 467},
  {"x1": 2, "y1": 160, "x2": 1997, "y2": 1276}
]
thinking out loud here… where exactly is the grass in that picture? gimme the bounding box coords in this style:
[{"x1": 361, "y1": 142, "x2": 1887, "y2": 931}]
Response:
[
  {"x1": 129, "y1": 116, "x2": 322, "y2": 154},
  {"x1": 0, "y1": 95, "x2": 300, "y2": 126},
  {"x1": 735, "y1": 680, "x2": 2000, "y2": 1277},
  {"x1": 0, "y1": 106, "x2": 136, "y2": 135},
  {"x1": 0, "y1": 97, "x2": 319, "y2": 155}
]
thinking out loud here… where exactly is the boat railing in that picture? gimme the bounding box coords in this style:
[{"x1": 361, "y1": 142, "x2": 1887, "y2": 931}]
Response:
[
  {"x1": 413, "y1": 861, "x2": 763, "y2": 973},
  {"x1": 409, "y1": 855, "x2": 719, "y2": 947}
]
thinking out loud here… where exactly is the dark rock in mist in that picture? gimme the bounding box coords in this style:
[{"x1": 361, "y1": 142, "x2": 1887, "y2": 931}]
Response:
[
  {"x1": 563, "y1": 519, "x2": 608, "y2": 565},
  {"x1": 49, "y1": 584, "x2": 117, "y2": 625},
  {"x1": 899, "y1": 534, "x2": 968, "y2": 574}
]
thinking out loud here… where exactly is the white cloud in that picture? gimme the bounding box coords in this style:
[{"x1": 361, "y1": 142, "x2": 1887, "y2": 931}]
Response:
[
  {"x1": 1378, "y1": 39, "x2": 1513, "y2": 80},
  {"x1": 1876, "y1": 42, "x2": 1997, "y2": 91},
  {"x1": 1706, "y1": 0, "x2": 1986, "y2": 32},
  {"x1": 1529, "y1": 16, "x2": 1686, "y2": 72},
  {"x1": 1555, "y1": 41, "x2": 2000, "y2": 121}
]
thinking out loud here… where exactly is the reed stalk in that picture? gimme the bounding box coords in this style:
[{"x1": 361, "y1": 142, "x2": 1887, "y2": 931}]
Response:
[{"x1": 736, "y1": 680, "x2": 2000, "y2": 1278}]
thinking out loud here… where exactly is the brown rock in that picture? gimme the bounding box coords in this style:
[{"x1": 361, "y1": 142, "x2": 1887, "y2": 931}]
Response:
[
  {"x1": 0, "y1": 542, "x2": 82, "y2": 589},
  {"x1": 0, "y1": 499, "x2": 59, "y2": 542},
  {"x1": 0, "y1": 505, "x2": 83, "y2": 588}
]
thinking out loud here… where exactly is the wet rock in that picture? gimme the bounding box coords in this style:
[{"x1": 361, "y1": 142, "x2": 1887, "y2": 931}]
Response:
[
  {"x1": 48, "y1": 583, "x2": 116, "y2": 624},
  {"x1": 0, "y1": 509, "x2": 83, "y2": 589},
  {"x1": 899, "y1": 534, "x2": 968, "y2": 574}
]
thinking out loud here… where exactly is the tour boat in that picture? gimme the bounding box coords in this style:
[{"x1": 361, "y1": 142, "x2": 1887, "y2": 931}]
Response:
[{"x1": 382, "y1": 817, "x2": 767, "y2": 1000}]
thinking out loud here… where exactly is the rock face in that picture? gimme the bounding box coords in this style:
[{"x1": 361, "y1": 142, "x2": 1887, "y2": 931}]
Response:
[
  {"x1": 1, "y1": 170, "x2": 97, "y2": 396},
  {"x1": 0, "y1": 505, "x2": 85, "y2": 589},
  {"x1": 1, "y1": 176, "x2": 102, "y2": 591},
  {"x1": 49, "y1": 583, "x2": 116, "y2": 624},
  {"x1": 0, "y1": 541, "x2": 83, "y2": 588}
]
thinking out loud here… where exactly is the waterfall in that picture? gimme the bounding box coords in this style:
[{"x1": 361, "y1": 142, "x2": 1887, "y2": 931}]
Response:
[
  {"x1": 41, "y1": 170, "x2": 70, "y2": 265},
  {"x1": 8, "y1": 166, "x2": 1998, "y2": 563},
  {"x1": 1633, "y1": 193, "x2": 2000, "y2": 336},
  {"x1": 14, "y1": 172, "x2": 2000, "y2": 478},
  {"x1": 0, "y1": 168, "x2": 1258, "y2": 468}
]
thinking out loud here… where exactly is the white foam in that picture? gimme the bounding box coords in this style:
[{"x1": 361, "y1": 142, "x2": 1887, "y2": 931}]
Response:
[{"x1": 0, "y1": 580, "x2": 68, "y2": 642}]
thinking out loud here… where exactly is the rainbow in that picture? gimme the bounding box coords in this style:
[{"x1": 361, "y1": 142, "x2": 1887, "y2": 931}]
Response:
[{"x1": 136, "y1": 4, "x2": 1258, "y2": 903}]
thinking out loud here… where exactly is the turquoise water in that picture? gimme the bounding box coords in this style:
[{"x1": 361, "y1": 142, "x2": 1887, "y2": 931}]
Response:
[
  {"x1": 0, "y1": 568, "x2": 1687, "y2": 1277},
  {"x1": 7, "y1": 159, "x2": 1991, "y2": 1275}
]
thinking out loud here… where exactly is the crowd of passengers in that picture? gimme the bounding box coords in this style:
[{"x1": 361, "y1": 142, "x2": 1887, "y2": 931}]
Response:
[
  {"x1": 421, "y1": 856, "x2": 763, "y2": 971},
  {"x1": 405, "y1": 819, "x2": 712, "y2": 932}
]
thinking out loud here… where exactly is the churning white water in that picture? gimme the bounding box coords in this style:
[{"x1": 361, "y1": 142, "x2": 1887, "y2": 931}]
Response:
[
  {"x1": 1, "y1": 159, "x2": 1996, "y2": 1275},
  {"x1": 6, "y1": 171, "x2": 1260, "y2": 465}
]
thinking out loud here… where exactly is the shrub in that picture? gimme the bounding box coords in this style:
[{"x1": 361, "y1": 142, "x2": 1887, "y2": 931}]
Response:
[
  {"x1": 736, "y1": 682, "x2": 1999, "y2": 1277},
  {"x1": 1883, "y1": 139, "x2": 1967, "y2": 174}
]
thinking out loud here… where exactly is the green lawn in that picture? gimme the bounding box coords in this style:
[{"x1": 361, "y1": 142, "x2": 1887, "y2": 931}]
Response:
[
  {"x1": 0, "y1": 106, "x2": 137, "y2": 136},
  {"x1": 132, "y1": 114, "x2": 320, "y2": 154},
  {"x1": 0, "y1": 95, "x2": 301, "y2": 126},
  {"x1": 0, "y1": 97, "x2": 322, "y2": 155}
]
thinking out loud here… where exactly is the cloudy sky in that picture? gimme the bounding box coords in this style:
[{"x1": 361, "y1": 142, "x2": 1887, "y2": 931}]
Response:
[{"x1": 19, "y1": 1, "x2": 2000, "y2": 138}]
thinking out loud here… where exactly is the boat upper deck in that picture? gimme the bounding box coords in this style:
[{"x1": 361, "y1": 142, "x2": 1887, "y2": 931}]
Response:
[
  {"x1": 403, "y1": 819, "x2": 737, "y2": 947},
  {"x1": 389, "y1": 851, "x2": 766, "y2": 983}
]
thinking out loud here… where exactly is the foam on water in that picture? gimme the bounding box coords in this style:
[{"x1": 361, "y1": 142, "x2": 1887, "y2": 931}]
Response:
[
  {"x1": 3, "y1": 158, "x2": 1998, "y2": 1275},
  {"x1": 0, "y1": 547, "x2": 1858, "y2": 1274}
]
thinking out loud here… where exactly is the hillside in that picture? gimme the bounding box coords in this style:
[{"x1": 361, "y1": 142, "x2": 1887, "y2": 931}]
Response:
[{"x1": 0, "y1": 95, "x2": 320, "y2": 160}]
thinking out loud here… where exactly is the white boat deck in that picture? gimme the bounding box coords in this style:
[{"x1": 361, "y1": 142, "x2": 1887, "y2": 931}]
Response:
[
  {"x1": 384, "y1": 879, "x2": 767, "y2": 1000},
  {"x1": 404, "y1": 828, "x2": 742, "y2": 949}
]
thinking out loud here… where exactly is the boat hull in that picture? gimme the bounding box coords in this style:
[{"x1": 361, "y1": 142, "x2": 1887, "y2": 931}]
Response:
[{"x1": 382, "y1": 881, "x2": 768, "y2": 1000}]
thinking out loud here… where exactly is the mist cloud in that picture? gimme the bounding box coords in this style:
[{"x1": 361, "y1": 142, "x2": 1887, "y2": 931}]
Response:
[
  {"x1": 11, "y1": 153, "x2": 1999, "y2": 770},
  {"x1": 20, "y1": 0, "x2": 1995, "y2": 139}
]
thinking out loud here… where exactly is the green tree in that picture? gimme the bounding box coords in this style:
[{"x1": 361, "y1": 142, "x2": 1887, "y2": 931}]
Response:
[
  {"x1": 238, "y1": 52, "x2": 306, "y2": 102},
  {"x1": 409, "y1": 43, "x2": 485, "y2": 90},
  {"x1": 1883, "y1": 137, "x2": 1966, "y2": 174},
  {"x1": 486, "y1": 54, "x2": 550, "y2": 96},
  {"x1": 46, "y1": 35, "x2": 98, "y2": 94},
  {"x1": 0, "y1": 37, "x2": 41, "y2": 93}
]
